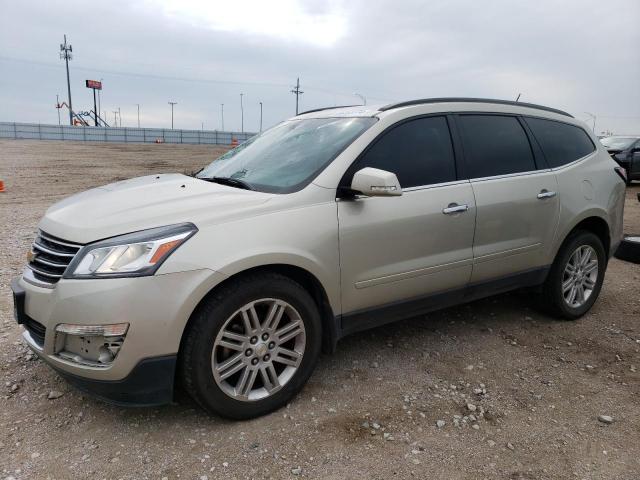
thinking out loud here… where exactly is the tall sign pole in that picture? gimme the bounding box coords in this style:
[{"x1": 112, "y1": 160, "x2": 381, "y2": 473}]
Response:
[
  {"x1": 86, "y1": 80, "x2": 102, "y2": 126},
  {"x1": 60, "y1": 35, "x2": 73, "y2": 125}
]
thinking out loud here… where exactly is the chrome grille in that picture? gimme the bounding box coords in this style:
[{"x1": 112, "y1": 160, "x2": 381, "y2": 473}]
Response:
[{"x1": 27, "y1": 231, "x2": 82, "y2": 285}]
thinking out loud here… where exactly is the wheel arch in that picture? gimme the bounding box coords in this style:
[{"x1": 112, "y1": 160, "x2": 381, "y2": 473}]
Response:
[
  {"x1": 180, "y1": 264, "x2": 340, "y2": 358},
  {"x1": 553, "y1": 211, "x2": 611, "y2": 260}
]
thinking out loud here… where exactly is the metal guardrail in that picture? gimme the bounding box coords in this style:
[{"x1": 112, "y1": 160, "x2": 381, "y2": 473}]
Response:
[{"x1": 0, "y1": 122, "x2": 255, "y2": 145}]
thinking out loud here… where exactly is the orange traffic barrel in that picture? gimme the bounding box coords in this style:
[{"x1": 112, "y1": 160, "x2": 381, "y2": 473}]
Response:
[{"x1": 231, "y1": 137, "x2": 239, "y2": 147}]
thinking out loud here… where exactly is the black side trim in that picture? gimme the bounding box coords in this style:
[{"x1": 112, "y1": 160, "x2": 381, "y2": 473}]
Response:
[
  {"x1": 379, "y1": 97, "x2": 573, "y2": 118},
  {"x1": 339, "y1": 267, "x2": 549, "y2": 338},
  {"x1": 52, "y1": 355, "x2": 177, "y2": 407}
]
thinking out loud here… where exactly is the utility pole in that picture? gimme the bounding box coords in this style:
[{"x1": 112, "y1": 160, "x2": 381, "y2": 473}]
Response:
[
  {"x1": 291, "y1": 77, "x2": 304, "y2": 115},
  {"x1": 118, "y1": 107, "x2": 122, "y2": 127},
  {"x1": 56, "y1": 94, "x2": 61, "y2": 125},
  {"x1": 240, "y1": 93, "x2": 244, "y2": 133},
  {"x1": 136, "y1": 104, "x2": 140, "y2": 128},
  {"x1": 221, "y1": 103, "x2": 225, "y2": 131},
  {"x1": 168, "y1": 101, "x2": 177, "y2": 129},
  {"x1": 112, "y1": 111, "x2": 118, "y2": 127},
  {"x1": 259, "y1": 101, "x2": 263, "y2": 132},
  {"x1": 59, "y1": 35, "x2": 73, "y2": 125}
]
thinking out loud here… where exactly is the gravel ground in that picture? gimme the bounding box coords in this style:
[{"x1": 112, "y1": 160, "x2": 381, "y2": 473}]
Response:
[{"x1": 0, "y1": 139, "x2": 639, "y2": 480}]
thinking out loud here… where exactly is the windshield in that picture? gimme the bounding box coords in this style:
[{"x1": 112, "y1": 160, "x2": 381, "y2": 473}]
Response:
[
  {"x1": 197, "y1": 117, "x2": 376, "y2": 193},
  {"x1": 600, "y1": 137, "x2": 638, "y2": 150}
]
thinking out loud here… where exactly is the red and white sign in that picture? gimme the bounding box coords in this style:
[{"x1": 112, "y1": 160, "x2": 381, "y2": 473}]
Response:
[{"x1": 85, "y1": 79, "x2": 102, "y2": 90}]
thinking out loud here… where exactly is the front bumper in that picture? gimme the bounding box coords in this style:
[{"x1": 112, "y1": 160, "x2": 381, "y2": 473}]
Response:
[
  {"x1": 10, "y1": 268, "x2": 225, "y2": 405},
  {"x1": 49, "y1": 354, "x2": 177, "y2": 406}
]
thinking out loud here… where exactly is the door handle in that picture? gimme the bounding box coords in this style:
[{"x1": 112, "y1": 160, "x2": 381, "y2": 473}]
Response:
[
  {"x1": 537, "y1": 190, "x2": 557, "y2": 199},
  {"x1": 442, "y1": 203, "x2": 469, "y2": 215}
]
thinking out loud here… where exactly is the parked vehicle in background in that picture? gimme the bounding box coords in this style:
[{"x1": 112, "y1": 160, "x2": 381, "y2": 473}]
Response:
[
  {"x1": 600, "y1": 136, "x2": 640, "y2": 184},
  {"x1": 11, "y1": 98, "x2": 626, "y2": 419}
]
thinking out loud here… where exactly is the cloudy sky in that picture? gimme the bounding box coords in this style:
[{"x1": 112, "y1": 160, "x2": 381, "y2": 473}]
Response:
[{"x1": 1, "y1": 0, "x2": 639, "y2": 134}]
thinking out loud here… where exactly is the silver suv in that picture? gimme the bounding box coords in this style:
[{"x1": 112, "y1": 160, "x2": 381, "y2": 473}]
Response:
[{"x1": 11, "y1": 98, "x2": 625, "y2": 419}]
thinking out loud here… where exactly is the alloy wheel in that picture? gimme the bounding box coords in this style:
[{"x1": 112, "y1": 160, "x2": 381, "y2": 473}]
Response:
[
  {"x1": 211, "y1": 298, "x2": 306, "y2": 401},
  {"x1": 562, "y1": 245, "x2": 599, "y2": 308}
]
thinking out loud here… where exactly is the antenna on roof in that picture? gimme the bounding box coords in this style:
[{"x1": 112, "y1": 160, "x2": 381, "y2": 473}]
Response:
[{"x1": 515, "y1": 93, "x2": 522, "y2": 102}]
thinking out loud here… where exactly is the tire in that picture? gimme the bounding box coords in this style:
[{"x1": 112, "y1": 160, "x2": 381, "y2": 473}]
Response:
[
  {"x1": 180, "y1": 273, "x2": 322, "y2": 419},
  {"x1": 541, "y1": 230, "x2": 606, "y2": 320},
  {"x1": 614, "y1": 235, "x2": 640, "y2": 264}
]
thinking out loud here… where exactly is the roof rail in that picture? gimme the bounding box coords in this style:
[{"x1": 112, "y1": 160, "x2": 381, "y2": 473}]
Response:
[
  {"x1": 379, "y1": 97, "x2": 573, "y2": 118},
  {"x1": 297, "y1": 105, "x2": 359, "y2": 116}
]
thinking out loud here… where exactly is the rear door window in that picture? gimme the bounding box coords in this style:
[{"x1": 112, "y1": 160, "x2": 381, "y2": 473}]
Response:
[
  {"x1": 458, "y1": 115, "x2": 536, "y2": 178},
  {"x1": 350, "y1": 116, "x2": 457, "y2": 188},
  {"x1": 525, "y1": 117, "x2": 596, "y2": 167}
]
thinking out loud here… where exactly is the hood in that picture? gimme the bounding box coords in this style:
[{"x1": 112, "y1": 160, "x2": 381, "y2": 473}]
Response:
[{"x1": 39, "y1": 174, "x2": 273, "y2": 244}]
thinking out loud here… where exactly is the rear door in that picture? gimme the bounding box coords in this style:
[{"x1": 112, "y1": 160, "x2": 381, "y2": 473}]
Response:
[
  {"x1": 337, "y1": 115, "x2": 476, "y2": 316},
  {"x1": 456, "y1": 114, "x2": 560, "y2": 284}
]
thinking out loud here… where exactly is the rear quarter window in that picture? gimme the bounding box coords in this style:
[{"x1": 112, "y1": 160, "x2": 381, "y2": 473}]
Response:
[{"x1": 524, "y1": 117, "x2": 595, "y2": 168}]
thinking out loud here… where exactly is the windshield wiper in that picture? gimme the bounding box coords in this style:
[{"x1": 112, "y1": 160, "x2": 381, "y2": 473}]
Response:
[{"x1": 201, "y1": 176, "x2": 254, "y2": 191}]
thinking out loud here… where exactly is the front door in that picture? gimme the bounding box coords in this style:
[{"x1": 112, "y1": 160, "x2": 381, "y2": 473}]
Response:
[{"x1": 337, "y1": 115, "x2": 476, "y2": 318}]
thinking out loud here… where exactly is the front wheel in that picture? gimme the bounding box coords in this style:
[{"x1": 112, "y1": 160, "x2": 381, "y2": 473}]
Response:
[
  {"x1": 541, "y1": 230, "x2": 606, "y2": 320},
  {"x1": 180, "y1": 273, "x2": 322, "y2": 419}
]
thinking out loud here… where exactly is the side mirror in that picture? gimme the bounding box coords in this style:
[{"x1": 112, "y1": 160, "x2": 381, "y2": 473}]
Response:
[{"x1": 351, "y1": 167, "x2": 402, "y2": 197}]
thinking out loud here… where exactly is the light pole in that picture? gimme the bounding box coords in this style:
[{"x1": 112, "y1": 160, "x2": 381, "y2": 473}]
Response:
[
  {"x1": 136, "y1": 104, "x2": 140, "y2": 128},
  {"x1": 259, "y1": 101, "x2": 263, "y2": 132},
  {"x1": 168, "y1": 101, "x2": 177, "y2": 129},
  {"x1": 118, "y1": 107, "x2": 121, "y2": 127},
  {"x1": 112, "y1": 111, "x2": 118, "y2": 127},
  {"x1": 56, "y1": 94, "x2": 61, "y2": 125},
  {"x1": 240, "y1": 93, "x2": 244, "y2": 133},
  {"x1": 354, "y1": 93, "x2": 367, "y2": 105},
  {"x1": 584, "y1": 112, "x2": 596, "y2": 133},
  {"x1": 221, "y1": 103, "x2": 225, "y2": 131}
]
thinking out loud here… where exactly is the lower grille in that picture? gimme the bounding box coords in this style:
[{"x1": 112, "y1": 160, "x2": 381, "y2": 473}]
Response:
[
  {"x1": 23, "y1": 316, "x2": 46, "y2": 347},
  {"x1": 27, "y1": 231, "x2": 83, "y2": 286}
]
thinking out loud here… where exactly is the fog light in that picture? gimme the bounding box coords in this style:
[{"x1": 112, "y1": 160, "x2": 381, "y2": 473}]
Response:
[
  {"x1": 54, "y1": 323, "x2": 128, "y2": 367},
  {"x1": 55, "y1": 323, "x2": 129, "y2": 336}
]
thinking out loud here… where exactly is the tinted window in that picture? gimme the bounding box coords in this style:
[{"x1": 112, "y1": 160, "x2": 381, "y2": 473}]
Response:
[
  {"x1": 353, "y1": 116, "x2": 456, "y2": 188},
  {"x1": 526, "y1": 117, "x2": 595, "y2": 167},
  {"x1": 458, "y1": 115, "x2": 536, "y2": 178}
]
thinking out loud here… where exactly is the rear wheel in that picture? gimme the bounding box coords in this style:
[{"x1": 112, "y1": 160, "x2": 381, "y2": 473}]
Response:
[
  {"x1": 180, "y1": 273, "x2": 322, "y2": 419},
  {"x1": 541, "y1": 231, "x2": 606, "y2": 320}
]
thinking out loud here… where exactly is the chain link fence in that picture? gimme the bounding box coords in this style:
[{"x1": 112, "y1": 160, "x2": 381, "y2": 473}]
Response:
[{"x1": 0, "y1": 122, "x2": 255, "y2": 145}]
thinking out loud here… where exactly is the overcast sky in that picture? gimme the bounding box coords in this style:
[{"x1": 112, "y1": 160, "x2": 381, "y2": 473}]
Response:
[{"x1": 1, "y1": 0, "x2": 639, "y2": 134}]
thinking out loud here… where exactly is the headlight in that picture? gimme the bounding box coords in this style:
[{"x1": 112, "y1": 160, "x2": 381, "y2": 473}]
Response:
[{"x1": 65, "y1": 223, "x2": 197, "y2": 279}]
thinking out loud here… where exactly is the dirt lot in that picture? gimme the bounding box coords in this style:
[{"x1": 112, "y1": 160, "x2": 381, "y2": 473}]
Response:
[{"x1": 1, "y1": 140, "x2": 639, "y2": 480}]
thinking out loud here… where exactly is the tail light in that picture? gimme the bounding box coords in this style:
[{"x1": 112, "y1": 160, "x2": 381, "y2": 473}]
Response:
[{"x1": 614, "y1": 166, "x2": 627, "y2": 182}]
